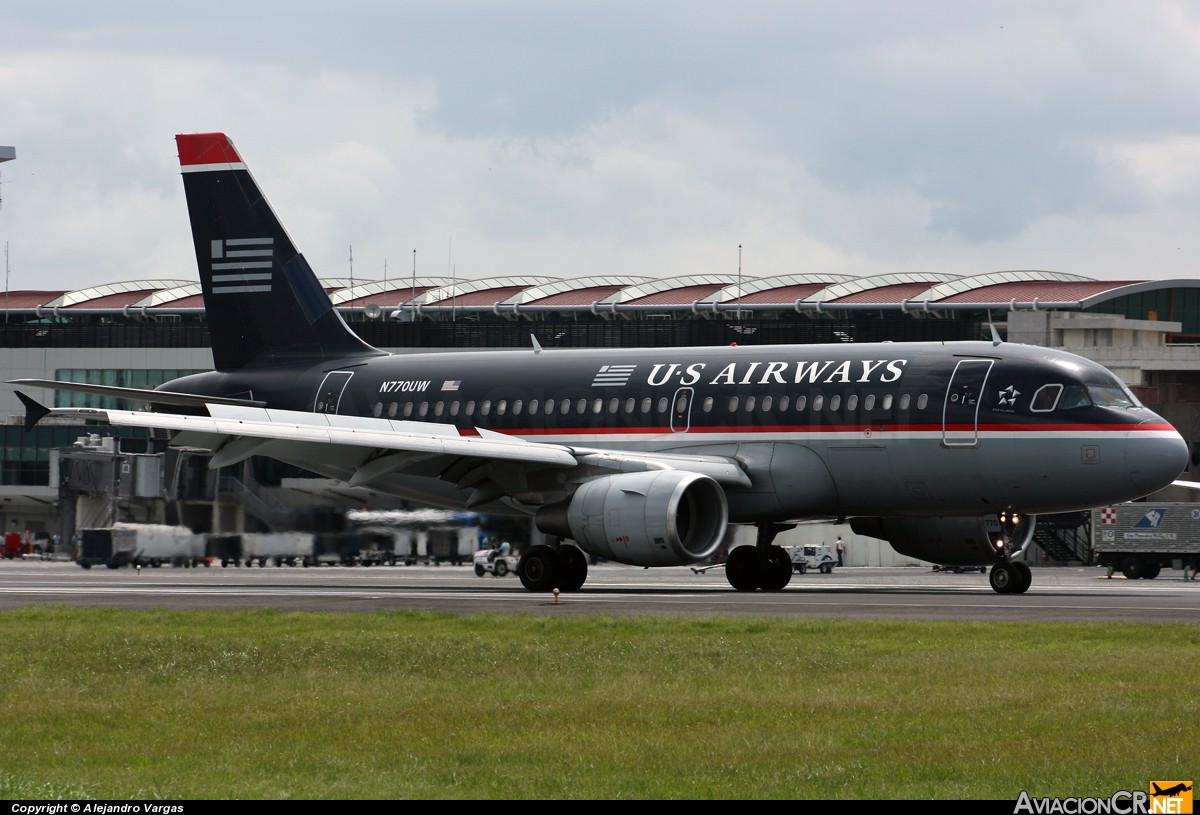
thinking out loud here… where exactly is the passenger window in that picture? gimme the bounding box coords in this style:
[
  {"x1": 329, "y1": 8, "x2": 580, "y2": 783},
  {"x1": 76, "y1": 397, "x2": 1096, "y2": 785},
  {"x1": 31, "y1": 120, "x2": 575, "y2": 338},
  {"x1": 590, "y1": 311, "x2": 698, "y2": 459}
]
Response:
[
  {"x1": 528, "y1": 399, "x2": 538, "y2": 414},
  {"x1": 480, "y1": 400, "x2": 491, "y2": 416},
  {"x1": 795, "y1": 395, "x2": 807, "y2": 411},
  {"x1": 418, "y1": 402, "x2": 429, "y2": 418},
  {"x1": 703, "y1": 396, "x2": 713, "y2": 412},
  {"x1": 812, "y1": 394, "x2": 824, "y2": 411},
  {"x1": 657, "y1": 397, "x2": 668, "y2": 413},
  {"x1": 625, "y1": 397, "x2": 636, "y2": 414},
  {"x1": 434, "y1": 401, "x2": 445, "y2": 417},
  {"x1": 916, "y1": 394, "x2": 928, "y2": 410},
  {"x1": 675, "y1": 395, "x2": 688, "y2": 413},
  {"x1": 593, "y1": 398, "x2": 604, "y2": 414},
  {"x1": 899, "y1": 393, "x2": 910, "y2": 410},
  {"x1": 641, "y1": 397, "x2": 651, "y2": 413},
  {"x1": 545, "y1": 399, "x2": 555, "y2": 414},
  {"x1": 576, "y1": 398, "x2": 587, "y2": 414},
  {"x1": 762, "y1": 395, "x2": 773, "y2": 411},
  {"x1": 778, "y1": 395, "x2": 789, "y2": 411},
  {"x1": 881, "y1": 394, "x2": 892, "y2": 410},
  {"x1": 388, "y1": 402, "x2": 398, "y2": 418},
  {"x1": 1031, "y1": 385, "x2": 1062, "y2": 412},
  {"x1": 496, "y1": 400, "x2": 506, "y2": 416},
  {"x1": 609, "y1": 398, "x2": 619, "y2": 414},
  {"x1": 560, "y1": 400, "x2": 571, "y2": 415},
  {"x1": 512, "y1": 399, "x2": 523, "y2": 415},
  {"x1": 846, "y1": 395, "x2": 858, "y2": 411},
  {"x1": 745, "y1": 396, "x2": 756, "y2": 412},
  {"x1": 728, "y1": 396, "x2": 740, "y2": 411},
  {"x1": 829, "y1": 395, "x2": 841, "y2": 411},
  {"x1": 449, "y1": 401, "x2": 460, "y2": 416},
  {"x1": 864, "y1": 394, "x2": 875, "y2": 410},
  {"x1": 464, "y1": 401, "x2": 475, "y2": 416},
  {"x1": 372, "y1": 402, "x2": 383, "y2": 418}
]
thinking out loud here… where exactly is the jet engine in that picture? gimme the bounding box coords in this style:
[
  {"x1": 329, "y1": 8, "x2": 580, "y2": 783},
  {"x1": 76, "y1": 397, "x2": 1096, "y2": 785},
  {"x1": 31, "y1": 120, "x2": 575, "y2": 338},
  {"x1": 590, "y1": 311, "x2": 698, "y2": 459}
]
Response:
[
  {"x1": 535, "y1": 470, "x2": 728, "y2": 567},
  {"x1": 850, "y1": 514, "x2": 1038, "y2": 566}
]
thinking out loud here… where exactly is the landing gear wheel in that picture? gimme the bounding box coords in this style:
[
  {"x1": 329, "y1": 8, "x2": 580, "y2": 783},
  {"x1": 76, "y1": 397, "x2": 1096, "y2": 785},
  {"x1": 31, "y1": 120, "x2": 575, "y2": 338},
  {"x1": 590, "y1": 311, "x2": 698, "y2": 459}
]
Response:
[
  {"x1": 518, "y1": 544, "x2": 560, "y2": 592},
  {"x1": 725, "y1": 546, "x2": 761, "y2": 591},
  {"x1": 1011, "y1": 562, "x2": 1032, "y2": 594},
  {"x1": 557, "y1": 545, "x2": 588, "y2": 591},
  {"x1": 989, "y1": 562, "x2": 1017, "y2": 594},
  {"x1": 760, "y1": 545, "x2": 793, "y2": 591}
]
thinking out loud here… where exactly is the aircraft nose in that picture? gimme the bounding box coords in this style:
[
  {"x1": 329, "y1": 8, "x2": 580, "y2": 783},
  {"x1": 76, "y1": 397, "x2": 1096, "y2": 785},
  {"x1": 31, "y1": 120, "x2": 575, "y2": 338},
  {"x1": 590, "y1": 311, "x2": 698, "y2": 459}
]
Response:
[{"x1": 1127, "y1": 419, "x2": 1189, "y2": 495}]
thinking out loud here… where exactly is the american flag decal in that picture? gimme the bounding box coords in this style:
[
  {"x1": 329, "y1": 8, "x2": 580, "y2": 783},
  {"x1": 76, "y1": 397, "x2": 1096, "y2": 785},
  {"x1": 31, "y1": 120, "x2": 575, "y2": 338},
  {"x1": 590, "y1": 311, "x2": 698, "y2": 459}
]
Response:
[
  {"x1": 592, "y1": 364, "x2": 637, "y2": 387},
  {"x1": 1099, "y1": 507, "x2": 1117, "y2": 525},
  {"x1": 441, "y1": 380, "x2": 461, "y2": 392},
  {"x1": 210, "y1": 238, "x2": 274, "y2": 294}
]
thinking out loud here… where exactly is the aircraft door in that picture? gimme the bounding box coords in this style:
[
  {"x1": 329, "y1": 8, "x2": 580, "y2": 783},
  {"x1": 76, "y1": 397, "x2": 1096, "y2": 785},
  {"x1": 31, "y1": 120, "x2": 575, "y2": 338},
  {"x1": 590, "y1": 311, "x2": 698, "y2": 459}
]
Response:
[
  {"x1": 943, "y1": 360, "x2": 992, "y2": 446},
  {"x1": 670, "y1": 387, "x2": 694, "y2": 432},
  {"x1": 314, "y1": 371, "x2": 354, "y2": 414}
]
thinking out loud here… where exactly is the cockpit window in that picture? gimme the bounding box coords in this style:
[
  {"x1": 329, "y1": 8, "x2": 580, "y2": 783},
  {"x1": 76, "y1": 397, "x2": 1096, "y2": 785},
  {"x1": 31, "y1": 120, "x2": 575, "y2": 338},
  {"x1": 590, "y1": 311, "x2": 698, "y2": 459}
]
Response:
[
  {"x1": 1030, "y1": 384, "x2": 1061, "y2": 412},
  {"x1": 1087, "y1": 384, "x2": 1139, "y2": 408},
  {"x1": 1057, "y1": 385, "x2": 1092, "y2": 410}
]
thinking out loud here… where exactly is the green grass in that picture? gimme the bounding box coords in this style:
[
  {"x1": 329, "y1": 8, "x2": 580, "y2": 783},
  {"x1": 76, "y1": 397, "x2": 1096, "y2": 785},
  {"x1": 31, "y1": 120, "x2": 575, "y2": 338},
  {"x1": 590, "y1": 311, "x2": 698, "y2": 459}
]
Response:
[{"x1": 1, "y1": 607, "x2": 1196, "y2": 799}]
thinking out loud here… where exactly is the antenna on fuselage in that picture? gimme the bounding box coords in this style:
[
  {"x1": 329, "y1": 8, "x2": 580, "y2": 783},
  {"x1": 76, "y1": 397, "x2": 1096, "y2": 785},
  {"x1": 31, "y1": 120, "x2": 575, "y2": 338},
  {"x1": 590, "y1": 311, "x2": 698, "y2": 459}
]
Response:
[
  {"x1": 531, "y1": 334, "x2": 543, "y2": 354},
  {"x1": 988, "y1": 312, "x2": 1002, "y2": 347}
]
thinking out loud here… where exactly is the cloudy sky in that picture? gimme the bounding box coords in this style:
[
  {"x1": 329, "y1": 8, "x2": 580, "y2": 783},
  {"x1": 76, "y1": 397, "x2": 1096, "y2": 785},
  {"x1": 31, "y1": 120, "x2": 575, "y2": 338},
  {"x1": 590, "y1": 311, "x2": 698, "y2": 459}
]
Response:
[{"x1": 3, "y1": 1, "x2": 1200, "y2": 293}]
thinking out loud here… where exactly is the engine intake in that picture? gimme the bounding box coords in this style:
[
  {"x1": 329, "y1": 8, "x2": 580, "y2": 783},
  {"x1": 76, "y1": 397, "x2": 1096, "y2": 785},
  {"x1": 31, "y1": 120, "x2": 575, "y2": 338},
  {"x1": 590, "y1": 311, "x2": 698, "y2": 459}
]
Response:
[{"x1": 536, "y1": 471, "x2": 728, "y2": 567}]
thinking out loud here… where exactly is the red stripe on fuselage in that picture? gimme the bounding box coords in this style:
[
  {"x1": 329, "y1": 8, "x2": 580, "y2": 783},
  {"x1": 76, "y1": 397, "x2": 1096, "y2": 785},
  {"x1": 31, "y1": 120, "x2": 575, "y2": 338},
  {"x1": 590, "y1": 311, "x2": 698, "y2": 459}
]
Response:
[{"x1": 454, "y1": 421, "x2": 1168, "y2": 437}]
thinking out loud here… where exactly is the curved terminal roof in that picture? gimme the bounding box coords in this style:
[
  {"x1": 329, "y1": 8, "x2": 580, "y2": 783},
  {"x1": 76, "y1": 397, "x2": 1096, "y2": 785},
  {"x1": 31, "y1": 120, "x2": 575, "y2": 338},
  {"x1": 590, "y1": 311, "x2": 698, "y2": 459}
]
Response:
[{"x1": 6, "y1": 271, "x2": 1200, "y2": 317}]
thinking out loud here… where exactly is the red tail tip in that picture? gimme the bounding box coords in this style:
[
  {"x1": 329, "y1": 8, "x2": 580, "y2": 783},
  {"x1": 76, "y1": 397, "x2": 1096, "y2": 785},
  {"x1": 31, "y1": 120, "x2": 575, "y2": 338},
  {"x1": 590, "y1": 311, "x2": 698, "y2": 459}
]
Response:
[{"x1": 176, "y1": 132, "x2": 242, "y2": 166}]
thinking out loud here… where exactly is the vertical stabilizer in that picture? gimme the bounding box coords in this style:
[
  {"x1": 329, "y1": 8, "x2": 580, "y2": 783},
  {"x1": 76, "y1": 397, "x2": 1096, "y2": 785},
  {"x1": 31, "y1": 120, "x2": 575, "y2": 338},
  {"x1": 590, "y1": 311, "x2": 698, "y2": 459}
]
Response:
[{"x1": 176, "y1": 132, "x2": 384, "y2": 371}]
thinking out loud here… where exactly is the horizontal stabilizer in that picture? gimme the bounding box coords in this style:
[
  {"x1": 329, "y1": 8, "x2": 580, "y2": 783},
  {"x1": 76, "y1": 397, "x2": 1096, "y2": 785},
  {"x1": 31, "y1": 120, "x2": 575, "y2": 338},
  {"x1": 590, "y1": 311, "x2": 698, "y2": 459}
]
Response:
[{"x1": 7, "y1": 379, "x2": 266, "y2": 408}]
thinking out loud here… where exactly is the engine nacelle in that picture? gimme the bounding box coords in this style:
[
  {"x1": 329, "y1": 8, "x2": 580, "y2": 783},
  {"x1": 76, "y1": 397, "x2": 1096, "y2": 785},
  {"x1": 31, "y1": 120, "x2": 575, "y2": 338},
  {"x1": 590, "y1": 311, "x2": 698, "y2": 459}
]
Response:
[
  {"x1": 535, "y1": 471, "x2": 728, "y2": 567},
  {"x1": 850, "y1": 514, "x2": 1038, "y2": 566}
]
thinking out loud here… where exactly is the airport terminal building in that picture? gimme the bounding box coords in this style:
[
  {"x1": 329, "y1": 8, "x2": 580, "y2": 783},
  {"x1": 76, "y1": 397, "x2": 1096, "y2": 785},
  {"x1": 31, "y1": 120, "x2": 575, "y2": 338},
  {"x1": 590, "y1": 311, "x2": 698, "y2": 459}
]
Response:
[{"x1": 3, "y1": 269, "x2": 1199, "y2": 564}]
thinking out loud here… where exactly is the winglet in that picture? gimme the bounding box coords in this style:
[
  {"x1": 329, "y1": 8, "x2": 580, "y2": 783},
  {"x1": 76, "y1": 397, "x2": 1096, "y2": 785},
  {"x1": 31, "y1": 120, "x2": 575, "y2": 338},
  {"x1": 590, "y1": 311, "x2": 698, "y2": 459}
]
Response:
[{"x1": 15, "y1": 390, "x2": 51, "y2": 432}]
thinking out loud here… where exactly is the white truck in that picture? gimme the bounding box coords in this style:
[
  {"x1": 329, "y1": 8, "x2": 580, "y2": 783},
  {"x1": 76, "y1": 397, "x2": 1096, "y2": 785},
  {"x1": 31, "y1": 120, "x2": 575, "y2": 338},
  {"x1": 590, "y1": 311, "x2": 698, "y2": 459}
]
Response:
[
  {"x1": 1091, "y1": 503, "x2": 1200, "y2": 579},
  {"x1": 784, "y1": 543, "x2": 838, "y2": 574}
]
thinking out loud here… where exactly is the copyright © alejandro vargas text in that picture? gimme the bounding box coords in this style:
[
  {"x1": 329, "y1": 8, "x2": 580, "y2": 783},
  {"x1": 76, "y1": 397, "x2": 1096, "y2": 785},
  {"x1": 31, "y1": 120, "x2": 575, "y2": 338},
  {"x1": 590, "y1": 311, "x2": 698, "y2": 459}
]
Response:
[{"x1": 12, "y1": 806, "x2": 183, "y2": 814}]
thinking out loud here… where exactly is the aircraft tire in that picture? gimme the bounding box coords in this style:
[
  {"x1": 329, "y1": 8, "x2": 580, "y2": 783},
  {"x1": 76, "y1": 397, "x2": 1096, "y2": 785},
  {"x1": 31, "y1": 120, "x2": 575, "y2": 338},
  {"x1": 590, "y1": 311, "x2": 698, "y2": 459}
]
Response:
[
  {"x1": 557, "y1": 545, "x2": 588, "y2": 592},
  {"x1": 518, "y1": 544, "x2": 559, "y2": 592},
  {"x1": 989, "y1": 562, "x2": 1017, "y2": 594},
  {"x1": 725, "y1": 546, "x2": 761, "y2": 591},
  {"x1": 1011, "y1": 562, "x2": 1032, "y2": 594},
  {"x1": 760, "y1": 546, "x2": 792, "y2": 592}
]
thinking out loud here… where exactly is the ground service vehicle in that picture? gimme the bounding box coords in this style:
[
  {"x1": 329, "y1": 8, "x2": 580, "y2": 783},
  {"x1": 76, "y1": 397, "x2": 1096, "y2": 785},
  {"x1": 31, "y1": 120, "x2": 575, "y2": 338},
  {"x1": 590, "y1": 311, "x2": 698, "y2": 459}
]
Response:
[
  {"x1": 1092, "y1": 503, "x2": 1200, "y2": 579},
  {"x1": 785, "y1": 544, "x2": 837, "y2": 574},
  {"x1": 474, "y1": 547, "x2": 520, "y2": 577}
]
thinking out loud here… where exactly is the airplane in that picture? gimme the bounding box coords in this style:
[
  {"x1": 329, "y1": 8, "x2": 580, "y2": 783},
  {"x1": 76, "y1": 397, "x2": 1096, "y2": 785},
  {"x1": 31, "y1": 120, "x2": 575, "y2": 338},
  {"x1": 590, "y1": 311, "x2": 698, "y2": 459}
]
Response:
[
  {"x1": 1152, "y1": 783, "x2": 1192, "y2": 797},
  {"x1": 10, "y1": 132, "x2": 1191, "y2": 595}
]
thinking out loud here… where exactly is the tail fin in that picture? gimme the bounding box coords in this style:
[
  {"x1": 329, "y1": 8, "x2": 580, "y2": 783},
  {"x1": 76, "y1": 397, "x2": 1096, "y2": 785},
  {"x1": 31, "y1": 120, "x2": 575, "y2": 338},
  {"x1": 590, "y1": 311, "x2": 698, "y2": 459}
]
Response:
[{"x1": 175, "y1": 132, "x2": 385, "y2": 371}]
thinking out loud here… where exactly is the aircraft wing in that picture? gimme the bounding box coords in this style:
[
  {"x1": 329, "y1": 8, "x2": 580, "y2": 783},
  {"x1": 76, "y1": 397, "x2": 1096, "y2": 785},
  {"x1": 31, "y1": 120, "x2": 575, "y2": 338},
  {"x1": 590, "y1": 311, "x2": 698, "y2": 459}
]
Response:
[{"x1": 14, "y1": 392, "x2": 751, "y2": 502}]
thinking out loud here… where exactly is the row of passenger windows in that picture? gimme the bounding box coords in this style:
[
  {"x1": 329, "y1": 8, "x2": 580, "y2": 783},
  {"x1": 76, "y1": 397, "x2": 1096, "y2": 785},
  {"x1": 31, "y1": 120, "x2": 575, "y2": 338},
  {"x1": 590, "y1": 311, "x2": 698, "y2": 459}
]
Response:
[{"x1": 371, "y1": 392, "x2": 932, "y2": 420}]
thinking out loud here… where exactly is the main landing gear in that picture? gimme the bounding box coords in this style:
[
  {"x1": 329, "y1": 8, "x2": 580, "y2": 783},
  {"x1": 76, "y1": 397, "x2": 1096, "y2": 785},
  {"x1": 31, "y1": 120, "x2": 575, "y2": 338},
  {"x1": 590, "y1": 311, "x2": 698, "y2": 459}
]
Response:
[
  {"x1": 989, "y1": 560, "x2": 1032, "y2": 594},
  {"x1": 517, "y1": 540, "x2": 589, "y2": 592},
  {"x1": 725, "y1": 523, "x2": 797, "y2": 592}
]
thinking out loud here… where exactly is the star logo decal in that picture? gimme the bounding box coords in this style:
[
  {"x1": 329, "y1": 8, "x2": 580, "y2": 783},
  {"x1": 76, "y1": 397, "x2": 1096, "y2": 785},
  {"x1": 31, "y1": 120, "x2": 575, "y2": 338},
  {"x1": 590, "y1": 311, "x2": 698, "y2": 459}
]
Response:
[{"x1": 997, "y1": 385, "x2": 1020, "y2": 407}]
